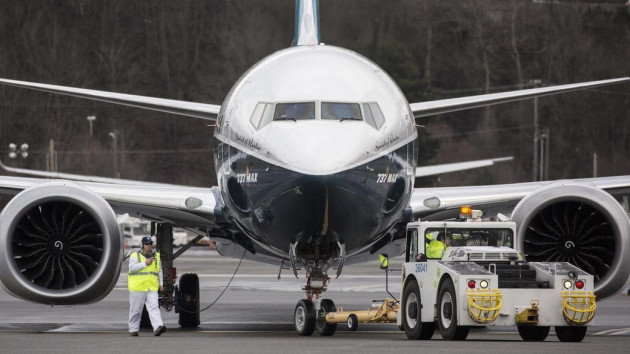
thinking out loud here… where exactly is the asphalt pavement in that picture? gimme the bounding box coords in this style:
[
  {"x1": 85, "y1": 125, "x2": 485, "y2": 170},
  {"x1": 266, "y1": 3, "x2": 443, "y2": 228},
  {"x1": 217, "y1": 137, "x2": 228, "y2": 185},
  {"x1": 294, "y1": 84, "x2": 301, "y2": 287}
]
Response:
[{"x1": 0, "y1": 248, "x2": 629, "y2": 353}]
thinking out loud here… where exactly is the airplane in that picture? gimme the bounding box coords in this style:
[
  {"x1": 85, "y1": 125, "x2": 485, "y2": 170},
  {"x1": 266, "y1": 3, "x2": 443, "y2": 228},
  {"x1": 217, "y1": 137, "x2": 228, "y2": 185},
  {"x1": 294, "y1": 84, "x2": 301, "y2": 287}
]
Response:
[{"x1": 0, "y1": 0, "x2": 629, "y2": 336}]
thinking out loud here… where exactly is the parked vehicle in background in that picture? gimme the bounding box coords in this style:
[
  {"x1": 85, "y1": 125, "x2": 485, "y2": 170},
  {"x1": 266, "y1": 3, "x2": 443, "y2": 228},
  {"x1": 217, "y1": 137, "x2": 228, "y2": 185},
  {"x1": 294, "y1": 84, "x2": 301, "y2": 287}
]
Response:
[{"x1": 121, "y1": 218, "x2": 188, "y2": 247}]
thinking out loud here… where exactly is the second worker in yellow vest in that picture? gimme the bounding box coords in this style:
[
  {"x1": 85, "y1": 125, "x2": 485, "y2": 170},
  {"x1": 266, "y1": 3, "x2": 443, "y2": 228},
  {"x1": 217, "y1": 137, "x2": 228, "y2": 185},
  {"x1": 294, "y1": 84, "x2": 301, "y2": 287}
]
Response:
[{"x1": 426, "y1": 232, "x2": 452, "y2": 259}]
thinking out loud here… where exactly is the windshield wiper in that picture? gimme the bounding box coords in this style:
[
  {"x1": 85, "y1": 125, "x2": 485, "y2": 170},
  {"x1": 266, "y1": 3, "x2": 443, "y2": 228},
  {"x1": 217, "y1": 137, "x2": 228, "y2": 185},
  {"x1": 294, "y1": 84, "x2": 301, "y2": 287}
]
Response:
[
  {"x1": 275, "y1": 116, "x2": 296, "y2": 122},
  {"x1": 339, "y1": 117, "x2": 361, "y2": 122}
]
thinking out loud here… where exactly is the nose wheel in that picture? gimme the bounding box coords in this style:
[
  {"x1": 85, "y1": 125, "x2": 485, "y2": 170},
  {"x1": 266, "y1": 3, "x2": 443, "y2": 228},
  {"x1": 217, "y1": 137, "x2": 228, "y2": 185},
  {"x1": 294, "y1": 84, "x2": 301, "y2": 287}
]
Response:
[
  {"x1": 294, "y1": 270, "x2": 335, "y2": 336},
  {"x1": 294, "y1": 298, "x2": 337, "y2": 336},
  {"x1": 316, "y1": 299, "x2": 337, "y2": 336},
  {"x1": 294, "y1": 299, "x2": 316, "y2": 336}
]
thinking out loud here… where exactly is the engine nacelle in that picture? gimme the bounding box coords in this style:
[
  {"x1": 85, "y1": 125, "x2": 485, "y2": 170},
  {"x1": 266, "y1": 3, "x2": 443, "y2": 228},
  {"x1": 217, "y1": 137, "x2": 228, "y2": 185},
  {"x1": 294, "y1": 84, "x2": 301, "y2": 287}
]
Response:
[
  {"x1": 0, "y1": 182, "x2": 123, "y2": 305},
  {"x1": 511, "y1": 181, "x2": 630, "y2": 299}
]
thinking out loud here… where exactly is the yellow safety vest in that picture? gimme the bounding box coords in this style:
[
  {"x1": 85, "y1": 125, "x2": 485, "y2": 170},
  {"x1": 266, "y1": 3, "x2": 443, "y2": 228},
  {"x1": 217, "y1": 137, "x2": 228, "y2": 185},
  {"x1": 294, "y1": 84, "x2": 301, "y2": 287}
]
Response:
[
  {"x1": 426, "y1": 240, "x2": 446, "y2": 259},
  {"x1": 128, "y1": 251, "x2": 160, "y2": 291}
]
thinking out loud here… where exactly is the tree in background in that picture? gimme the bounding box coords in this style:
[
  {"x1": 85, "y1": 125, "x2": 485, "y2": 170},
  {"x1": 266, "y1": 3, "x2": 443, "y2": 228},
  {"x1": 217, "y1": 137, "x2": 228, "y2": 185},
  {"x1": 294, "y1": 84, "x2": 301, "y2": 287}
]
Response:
[{"x1": 0, "y1": 0, "x2": 628, "y2": 186}]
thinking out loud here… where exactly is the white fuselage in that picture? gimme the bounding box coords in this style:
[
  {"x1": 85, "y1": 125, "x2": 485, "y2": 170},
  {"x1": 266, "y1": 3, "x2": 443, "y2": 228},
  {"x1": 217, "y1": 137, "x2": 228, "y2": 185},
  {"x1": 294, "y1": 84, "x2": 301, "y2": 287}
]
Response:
[{"x1": 212, "y1": 44, "x2": 418, "y2": 264}]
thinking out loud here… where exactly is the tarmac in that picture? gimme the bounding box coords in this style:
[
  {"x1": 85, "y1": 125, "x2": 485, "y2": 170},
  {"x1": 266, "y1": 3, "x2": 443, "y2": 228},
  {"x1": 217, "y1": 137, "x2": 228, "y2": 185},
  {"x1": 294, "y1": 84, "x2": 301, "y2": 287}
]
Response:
[{"x1": 0, "y1": 248, "x2": 629, "y2": 353}]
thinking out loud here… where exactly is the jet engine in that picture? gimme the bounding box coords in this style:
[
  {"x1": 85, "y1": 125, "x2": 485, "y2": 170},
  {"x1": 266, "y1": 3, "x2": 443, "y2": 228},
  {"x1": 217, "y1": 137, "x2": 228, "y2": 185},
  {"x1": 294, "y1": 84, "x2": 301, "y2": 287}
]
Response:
[
  {"x1": 0, "y1": 182, "x2": 123, "y2": 305},
  {"x1": 511, "y1": 181, "x2": 630, "y2": 299}
]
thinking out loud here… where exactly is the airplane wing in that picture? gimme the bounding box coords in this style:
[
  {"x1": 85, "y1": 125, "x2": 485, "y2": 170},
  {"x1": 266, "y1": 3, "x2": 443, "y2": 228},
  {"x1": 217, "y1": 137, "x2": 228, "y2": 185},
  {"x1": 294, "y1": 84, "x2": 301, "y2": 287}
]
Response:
[
  {"x1": 0, "y1": 175, "x2": 226, "y2": 229},
  {"x1": 409, "y1": 78, "x2": 629, "y2": 118},
  {"x1": 0, "y1": 158, "x2": 172, "y2": 186},
  {"x1": 0, "y1": 159, "x2": 227, "y2": 227},
  {"x1": 0, "y1": 78, "x2": 221, "y2": 121},
  {"x1": 415, "y1": 157, "x2": 513, "y2": 178},
  {"x1": 410, "y1": 175, "x2": 630, "y2": 217},
  {"x1": 0, "y1": 172, "x2": 244, "y2": 305}
]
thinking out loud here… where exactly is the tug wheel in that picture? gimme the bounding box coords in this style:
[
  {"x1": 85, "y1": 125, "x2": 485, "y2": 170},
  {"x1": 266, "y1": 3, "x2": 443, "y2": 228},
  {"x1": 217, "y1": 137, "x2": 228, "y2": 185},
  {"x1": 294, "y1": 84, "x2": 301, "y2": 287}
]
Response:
[
  {"x1": 555, "y1": 326, "x2": 587, "y2": 342},
  {"x1": 347, "y1": 314, "x2": 359, "y2": 331},
  {"x1": 518, "y1": 325, "x2": 550, "y2": 341},
  {"x1": 402, "y1": 280, "x2": 434, "y2": 340},
  {"x1": 437, "y1": 278, "x2": 469, "y2": 340}
]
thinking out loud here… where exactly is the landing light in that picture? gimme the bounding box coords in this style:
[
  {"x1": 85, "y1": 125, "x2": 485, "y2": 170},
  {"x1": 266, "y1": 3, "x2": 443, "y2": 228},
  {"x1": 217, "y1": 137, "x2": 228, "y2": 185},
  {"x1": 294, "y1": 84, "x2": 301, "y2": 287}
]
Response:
[
  {"x1": 563, "y1": 280, "x2": 573, "y2": 289},
  {"x1": 423, "y1": 197, "x2": 441, "y2": 210},
  {"x1": 185, "y1": 197, "x2": 203, "y2": 209}
]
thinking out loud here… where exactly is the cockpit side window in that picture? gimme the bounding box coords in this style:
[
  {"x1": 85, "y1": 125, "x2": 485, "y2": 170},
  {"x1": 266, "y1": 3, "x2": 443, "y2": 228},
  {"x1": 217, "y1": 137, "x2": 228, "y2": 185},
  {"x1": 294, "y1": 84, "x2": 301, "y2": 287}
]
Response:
[
  {"x1": 250, "y1": 103, "x2": 266, "y2": 129},
  {"x1": 250, "y1": 103, "x2": 276, "y2": 130},
  {"x1": 274, "y1": 102, "x2": 315, "y2": 121},
  {"x1": 321, "y1": 102, "x2": 362, "y2": 121},
  {"x1": 362, "y1": 103, "x2": 376, "y2": 129},
  {"x1": 367, "y1": 102, "x2": 385, "y2": 129}
]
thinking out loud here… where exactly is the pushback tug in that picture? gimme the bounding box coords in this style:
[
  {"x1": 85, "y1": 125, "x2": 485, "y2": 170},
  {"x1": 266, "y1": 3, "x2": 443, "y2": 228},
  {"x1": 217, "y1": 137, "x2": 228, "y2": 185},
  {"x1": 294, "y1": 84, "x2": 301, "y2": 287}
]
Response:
[{"x1": 319, "y1": 207, "x2": 596, "y2": 342}]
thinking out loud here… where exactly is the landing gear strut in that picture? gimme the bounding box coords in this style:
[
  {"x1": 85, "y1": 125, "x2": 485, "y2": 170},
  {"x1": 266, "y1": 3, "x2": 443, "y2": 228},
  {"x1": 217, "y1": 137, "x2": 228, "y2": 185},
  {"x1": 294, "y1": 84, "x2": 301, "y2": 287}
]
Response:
[{"x1": 154, "y1": 222, "x2": 203, "y2": 328}]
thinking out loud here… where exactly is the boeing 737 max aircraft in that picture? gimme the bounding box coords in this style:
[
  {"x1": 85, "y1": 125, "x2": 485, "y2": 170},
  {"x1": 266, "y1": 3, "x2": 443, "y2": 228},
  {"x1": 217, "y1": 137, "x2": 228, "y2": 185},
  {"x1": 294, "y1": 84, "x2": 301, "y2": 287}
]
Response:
[{"x1": 0, "y1": 0, "x2": 629, "y2": 336}]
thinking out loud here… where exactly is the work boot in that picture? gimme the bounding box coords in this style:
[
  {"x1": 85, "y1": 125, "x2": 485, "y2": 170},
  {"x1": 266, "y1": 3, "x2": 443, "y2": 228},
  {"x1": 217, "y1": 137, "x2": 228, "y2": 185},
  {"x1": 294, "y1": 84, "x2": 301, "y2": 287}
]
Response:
[
  {"x1": 129, "y1": 332, "x2": 138, "y2": 337},
  {"x1": 154, "y1": 326, "x2": 166, "y2": 336}
]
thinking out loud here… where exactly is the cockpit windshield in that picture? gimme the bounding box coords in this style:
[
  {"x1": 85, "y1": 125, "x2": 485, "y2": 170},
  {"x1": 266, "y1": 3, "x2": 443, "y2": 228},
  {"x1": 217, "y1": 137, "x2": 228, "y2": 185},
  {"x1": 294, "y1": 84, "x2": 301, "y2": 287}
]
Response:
[
  {"x1": 321, "y1": 102, "x2": 362, "y2": 121},
  {"x1": 274, "y1": 102, "x2": 315, "y2": 121},
  {"x1": 249, "y1": 101, "x2": 384, "y2": 130}
]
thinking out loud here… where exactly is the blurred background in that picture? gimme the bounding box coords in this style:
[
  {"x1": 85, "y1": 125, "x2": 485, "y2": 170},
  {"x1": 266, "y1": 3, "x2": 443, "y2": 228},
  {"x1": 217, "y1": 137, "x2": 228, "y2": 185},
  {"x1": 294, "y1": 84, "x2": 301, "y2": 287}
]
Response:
[{"x1": 0, "y1": 0, "x2": 628, "y2": 187}]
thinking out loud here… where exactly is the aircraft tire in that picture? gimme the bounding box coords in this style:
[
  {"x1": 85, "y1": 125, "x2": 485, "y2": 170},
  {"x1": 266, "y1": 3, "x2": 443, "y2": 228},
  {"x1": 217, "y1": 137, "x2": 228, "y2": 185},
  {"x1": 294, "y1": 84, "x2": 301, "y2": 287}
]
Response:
[
  {"x1": 178, "y1": 273, "x2": 200, "y2": 328},
  {"x1": 316, "y1": 299, "x2": 337, "y2": 336},
  {"x1": 294, "y1": 299, "x2": 316, "y2": 336},
  {"x1": 140, "y1": 305, "x2": 151, "y2": 328}
]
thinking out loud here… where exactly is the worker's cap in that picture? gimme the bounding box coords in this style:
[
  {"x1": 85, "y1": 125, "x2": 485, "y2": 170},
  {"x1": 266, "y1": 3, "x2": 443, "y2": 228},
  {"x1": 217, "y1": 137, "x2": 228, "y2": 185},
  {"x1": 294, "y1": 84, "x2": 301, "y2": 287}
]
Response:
[{"x1": 141, "y1": 236, "x2": 153, "y2": 245}]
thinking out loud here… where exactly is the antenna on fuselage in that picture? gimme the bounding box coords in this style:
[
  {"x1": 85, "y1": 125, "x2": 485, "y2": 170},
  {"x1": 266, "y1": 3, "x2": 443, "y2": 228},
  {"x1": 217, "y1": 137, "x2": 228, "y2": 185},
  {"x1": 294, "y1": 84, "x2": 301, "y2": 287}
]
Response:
[{"x1": 292, "y1": 0, "x2": 320, "y2": 46}]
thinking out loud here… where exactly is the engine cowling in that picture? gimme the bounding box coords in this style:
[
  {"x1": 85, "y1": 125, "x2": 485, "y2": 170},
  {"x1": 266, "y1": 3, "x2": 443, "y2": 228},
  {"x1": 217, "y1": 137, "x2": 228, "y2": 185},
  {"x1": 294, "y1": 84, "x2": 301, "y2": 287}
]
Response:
[
  {"x1": 0, "y1": 182, "x2": 123, "y2": 305},
  {"x1": 511, "y1": 181, "x2": 630, "y2": 299}
]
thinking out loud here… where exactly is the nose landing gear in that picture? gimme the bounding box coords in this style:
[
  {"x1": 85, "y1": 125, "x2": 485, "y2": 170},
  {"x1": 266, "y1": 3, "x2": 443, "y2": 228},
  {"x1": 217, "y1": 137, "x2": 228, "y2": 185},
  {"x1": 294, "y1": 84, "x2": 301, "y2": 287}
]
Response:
[{"x1": 293, "y1": 270, "x2": 337, "y2": 336}]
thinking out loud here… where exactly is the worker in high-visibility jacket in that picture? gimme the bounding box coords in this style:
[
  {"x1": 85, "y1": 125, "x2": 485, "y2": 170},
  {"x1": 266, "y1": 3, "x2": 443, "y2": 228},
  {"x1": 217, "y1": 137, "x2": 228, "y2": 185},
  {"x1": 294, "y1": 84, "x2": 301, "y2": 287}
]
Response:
[
  {"x1": 426, "y1": 232, "x2": 452, "y2": 259},
  {"x1": 128, "y1": 236, "x2": 166, "y2": 337}
]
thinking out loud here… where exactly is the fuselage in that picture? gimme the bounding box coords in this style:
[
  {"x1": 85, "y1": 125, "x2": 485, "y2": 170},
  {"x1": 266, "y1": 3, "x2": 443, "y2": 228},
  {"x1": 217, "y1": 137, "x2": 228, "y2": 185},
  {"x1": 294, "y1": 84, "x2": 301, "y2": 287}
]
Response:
[{"x1": 213, "y1": 45, "x2": 417, "y2": 265}]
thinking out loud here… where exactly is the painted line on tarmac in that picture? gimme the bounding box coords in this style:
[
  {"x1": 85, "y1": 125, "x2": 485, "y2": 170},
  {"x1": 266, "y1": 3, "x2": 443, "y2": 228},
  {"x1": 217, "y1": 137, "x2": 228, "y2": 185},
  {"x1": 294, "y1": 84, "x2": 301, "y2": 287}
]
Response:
[
  {"x1": 343, "y1": 284, "x2": 384, "y2": 291},
  {"x1": 592, "y1": 328, "x2": 630, "y2": 336}
]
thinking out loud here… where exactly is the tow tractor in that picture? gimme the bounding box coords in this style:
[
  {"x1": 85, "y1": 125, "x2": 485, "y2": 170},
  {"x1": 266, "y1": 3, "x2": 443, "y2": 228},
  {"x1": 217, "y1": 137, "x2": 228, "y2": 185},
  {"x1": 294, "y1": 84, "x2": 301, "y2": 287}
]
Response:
[
  {"x1": 399, "y1": 207, "x2": 596, "y2": 342},
  {"x1": 321, "y1": 253, "x2": 400, "y2": 333}
]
